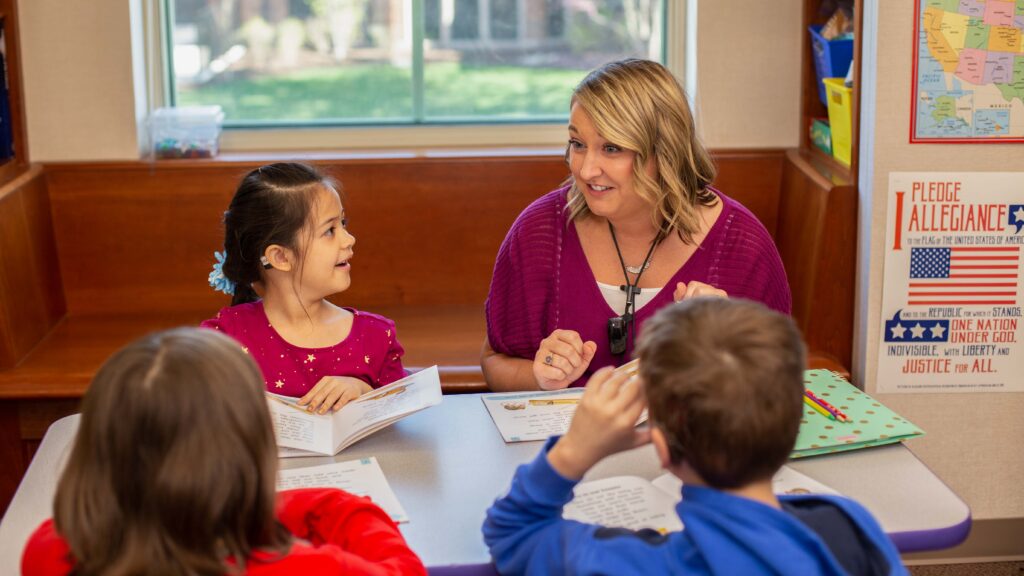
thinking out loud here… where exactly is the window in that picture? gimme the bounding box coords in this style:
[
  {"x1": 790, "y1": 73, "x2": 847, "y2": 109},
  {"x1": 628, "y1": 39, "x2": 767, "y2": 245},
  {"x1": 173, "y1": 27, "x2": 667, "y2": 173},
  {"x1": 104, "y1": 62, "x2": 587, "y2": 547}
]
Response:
[{"x1": 166, "y1": 0, "x2": 667, "y2": 128}]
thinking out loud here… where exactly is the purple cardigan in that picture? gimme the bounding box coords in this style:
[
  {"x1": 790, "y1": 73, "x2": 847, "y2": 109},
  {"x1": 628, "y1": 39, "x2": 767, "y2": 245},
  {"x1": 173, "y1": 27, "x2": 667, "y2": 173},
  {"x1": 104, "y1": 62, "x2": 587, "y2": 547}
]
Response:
[{"x1": 485, "y1": 186, "x2": 791, "y2": 386}]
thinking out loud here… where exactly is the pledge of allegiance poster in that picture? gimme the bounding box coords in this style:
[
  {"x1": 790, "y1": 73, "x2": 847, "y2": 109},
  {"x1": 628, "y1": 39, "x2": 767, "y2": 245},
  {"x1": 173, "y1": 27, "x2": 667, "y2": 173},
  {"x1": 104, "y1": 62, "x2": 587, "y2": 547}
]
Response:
[{"x1": 877, "y1": 173, "x2": 1024, "y2": 393}]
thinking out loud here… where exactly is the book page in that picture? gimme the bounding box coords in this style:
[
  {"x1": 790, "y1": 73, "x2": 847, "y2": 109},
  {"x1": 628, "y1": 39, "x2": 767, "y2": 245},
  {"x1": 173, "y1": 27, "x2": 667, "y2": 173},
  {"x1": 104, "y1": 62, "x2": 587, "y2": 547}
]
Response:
[
  {"x1": 773, "y1": 466, "x2": 840, "y2": 496},
  {"x1": 277, "y1": 457, "x2": 409, "y2": 523},
  {"x1": 481, "y1": 389, "x2": 584, "y2": 442},
  {"x1": 563, "y1": 475, "x2": 683, "y2": 533},
  {"x1": 331, "y1": 366, "x2": 443, "y2": 452},
  {"x1": 267, "y1": 366, "x2": 442, "y2": 456},
  {"x1": 267, "y1": 395, "x2": 332, "y2": 454},
  {"x1": 643, "y1": 468, "x2": 840, "y2": 498}
]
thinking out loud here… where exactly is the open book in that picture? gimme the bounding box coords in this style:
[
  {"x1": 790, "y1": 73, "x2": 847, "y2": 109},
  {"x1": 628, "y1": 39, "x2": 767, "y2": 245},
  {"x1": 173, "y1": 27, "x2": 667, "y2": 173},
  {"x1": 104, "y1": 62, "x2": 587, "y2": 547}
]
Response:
[
  {"x1": 277, "y1": 458, "x2": 409, "y2": 523},
  {"x1": 481, "y1": 359, "x2": 643, "y2": 443},
  {"x1": 563, "y1": 466, "x2": 839, "y2": 533},
  {"x1": 268, "y1": 365, "x2": 442, "y2": 456}
]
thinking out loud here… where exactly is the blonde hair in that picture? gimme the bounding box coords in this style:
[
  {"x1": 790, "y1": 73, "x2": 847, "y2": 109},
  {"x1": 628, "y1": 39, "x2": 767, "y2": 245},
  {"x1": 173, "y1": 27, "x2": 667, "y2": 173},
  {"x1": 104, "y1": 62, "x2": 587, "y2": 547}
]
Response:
[{"x1": 567, "y1": 59, "x2": 717, "y2": 243}]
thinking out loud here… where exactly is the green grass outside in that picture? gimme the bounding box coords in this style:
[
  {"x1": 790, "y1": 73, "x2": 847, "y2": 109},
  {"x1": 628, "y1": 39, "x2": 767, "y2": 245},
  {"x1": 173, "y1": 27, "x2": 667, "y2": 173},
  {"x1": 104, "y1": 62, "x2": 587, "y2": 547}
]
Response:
[{"x1": 177, "y1": 62, "x2": 586, "y2": 123}]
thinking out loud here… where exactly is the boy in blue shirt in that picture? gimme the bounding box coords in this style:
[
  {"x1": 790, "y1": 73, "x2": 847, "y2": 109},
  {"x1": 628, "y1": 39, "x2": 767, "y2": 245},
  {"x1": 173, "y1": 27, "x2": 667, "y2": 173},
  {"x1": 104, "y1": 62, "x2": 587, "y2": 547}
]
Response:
[{"x1": 483, "y1": 298, "x2": 906, "y2": 576}]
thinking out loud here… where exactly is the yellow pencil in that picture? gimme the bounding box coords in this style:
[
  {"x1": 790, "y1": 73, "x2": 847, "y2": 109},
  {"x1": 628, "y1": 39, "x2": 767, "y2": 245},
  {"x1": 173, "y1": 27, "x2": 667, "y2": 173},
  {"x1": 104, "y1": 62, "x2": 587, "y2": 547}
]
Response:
[
  {"x1": 528, "y1": 398, "x2": 580, "y2": 406},
  {"x1": 803, "y1": 396, "x2": 835, "y2": 420}
]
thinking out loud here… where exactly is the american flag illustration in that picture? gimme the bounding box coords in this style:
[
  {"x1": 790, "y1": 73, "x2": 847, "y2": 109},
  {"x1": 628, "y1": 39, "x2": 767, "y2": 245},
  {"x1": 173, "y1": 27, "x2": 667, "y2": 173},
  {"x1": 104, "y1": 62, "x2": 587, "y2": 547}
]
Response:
[{"x1": 908, "y1": 247, "x2": 1020, "y2": 306}]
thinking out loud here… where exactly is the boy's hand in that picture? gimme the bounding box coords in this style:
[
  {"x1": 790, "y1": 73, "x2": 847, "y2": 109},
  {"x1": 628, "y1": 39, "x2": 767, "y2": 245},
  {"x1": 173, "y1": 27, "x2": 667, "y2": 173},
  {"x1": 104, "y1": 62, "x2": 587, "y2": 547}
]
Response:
[
  {"x1": 547, "y1": 366, "x2": 650, "y2": 480},
  {"x1": 673, "y1": 280, "x2": 727, "y2": 302},
  {"x1": 533, "y1": 330, "x2": 598, "y2": 390},
  {"x1": 298, "y1": 376, "x2": 373, "y2": 414}
]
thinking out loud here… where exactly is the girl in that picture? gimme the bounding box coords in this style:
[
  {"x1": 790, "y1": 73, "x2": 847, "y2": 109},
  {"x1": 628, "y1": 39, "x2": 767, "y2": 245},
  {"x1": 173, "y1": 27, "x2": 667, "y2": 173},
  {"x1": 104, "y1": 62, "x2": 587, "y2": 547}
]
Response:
[
  {"x1": 203, "y1": 163, "x2": 405, "y2": 414},
  {"x1": 21, "y1": 328, "x2": 426, "y2": 575}
]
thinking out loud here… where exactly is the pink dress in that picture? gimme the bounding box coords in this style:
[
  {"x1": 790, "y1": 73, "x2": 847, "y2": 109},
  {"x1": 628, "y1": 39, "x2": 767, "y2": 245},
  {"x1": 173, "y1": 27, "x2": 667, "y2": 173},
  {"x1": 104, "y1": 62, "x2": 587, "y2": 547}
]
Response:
[{"x1": 201, "y1": 302, "x2": 405, "y2": 397}]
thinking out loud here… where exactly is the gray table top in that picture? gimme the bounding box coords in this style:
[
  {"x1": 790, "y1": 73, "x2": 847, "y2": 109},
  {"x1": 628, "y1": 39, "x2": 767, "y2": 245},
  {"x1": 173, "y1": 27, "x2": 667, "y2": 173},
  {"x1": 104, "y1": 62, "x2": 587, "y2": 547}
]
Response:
[{"x1": 0, "y1": 394, "x2": 970, "y2": 570}]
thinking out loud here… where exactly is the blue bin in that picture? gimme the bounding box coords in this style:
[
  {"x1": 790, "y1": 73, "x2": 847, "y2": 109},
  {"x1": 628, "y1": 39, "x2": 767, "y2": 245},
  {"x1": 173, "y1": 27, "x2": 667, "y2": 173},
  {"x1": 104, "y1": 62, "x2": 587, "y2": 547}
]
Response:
[{"x1": 809, "y1": 25, "x2": 853, "y2": 106}]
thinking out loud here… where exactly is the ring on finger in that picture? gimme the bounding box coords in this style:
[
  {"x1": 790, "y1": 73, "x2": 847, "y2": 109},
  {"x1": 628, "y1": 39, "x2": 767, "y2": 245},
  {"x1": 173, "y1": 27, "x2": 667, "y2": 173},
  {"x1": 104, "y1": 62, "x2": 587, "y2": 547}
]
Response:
[{"x1": 544, "y1": 354, "x2": 554, "y2": 365}]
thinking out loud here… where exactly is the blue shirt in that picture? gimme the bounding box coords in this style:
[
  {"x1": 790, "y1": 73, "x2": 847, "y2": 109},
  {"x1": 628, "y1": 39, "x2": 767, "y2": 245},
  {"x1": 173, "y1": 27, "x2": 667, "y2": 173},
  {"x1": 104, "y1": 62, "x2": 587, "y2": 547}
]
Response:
[{"x1": 483, "y1": 438, "x2": 907, "y2": 576}]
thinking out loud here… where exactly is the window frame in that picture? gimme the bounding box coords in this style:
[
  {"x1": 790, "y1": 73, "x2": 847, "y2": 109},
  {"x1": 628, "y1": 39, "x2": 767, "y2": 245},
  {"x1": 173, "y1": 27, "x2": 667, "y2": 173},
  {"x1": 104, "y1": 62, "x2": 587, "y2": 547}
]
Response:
[{"x1": 149, "y1": 0, "x2": 686, "y2": 151}]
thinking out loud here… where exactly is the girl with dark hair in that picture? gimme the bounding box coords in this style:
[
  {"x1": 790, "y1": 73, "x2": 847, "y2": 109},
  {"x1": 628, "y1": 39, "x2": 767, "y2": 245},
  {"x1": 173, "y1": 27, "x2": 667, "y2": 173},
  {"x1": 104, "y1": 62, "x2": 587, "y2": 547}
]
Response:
[
  {"x1": 21, "y1": 328, "x2": 426, "y2": 575},
  {"x1": 202, "y1": 163, "x2": 405, "y2": 414}
]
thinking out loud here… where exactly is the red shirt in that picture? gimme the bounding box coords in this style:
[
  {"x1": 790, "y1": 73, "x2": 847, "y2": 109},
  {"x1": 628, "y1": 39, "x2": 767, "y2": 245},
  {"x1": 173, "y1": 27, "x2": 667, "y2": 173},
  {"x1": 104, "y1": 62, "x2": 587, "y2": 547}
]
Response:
[{"x1": 21, "y1": 488, "x2": 426, "y2": 575}]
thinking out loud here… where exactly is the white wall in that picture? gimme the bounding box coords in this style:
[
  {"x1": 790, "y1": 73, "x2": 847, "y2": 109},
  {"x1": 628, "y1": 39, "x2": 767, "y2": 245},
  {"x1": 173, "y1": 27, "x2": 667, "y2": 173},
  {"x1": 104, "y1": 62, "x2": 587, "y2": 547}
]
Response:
[
  {"x1": 860, "y1": 2, "x2": 1024, "y2": 520},
  {"x1": 17, "y1": 0, "x2": 801, "y2": 162},
  {"x1": 18, "y1": 0, "x2": 142, "y2": 162},
  {"x1": 696, "y1": 0, "x2": 802, "y2": 149}
]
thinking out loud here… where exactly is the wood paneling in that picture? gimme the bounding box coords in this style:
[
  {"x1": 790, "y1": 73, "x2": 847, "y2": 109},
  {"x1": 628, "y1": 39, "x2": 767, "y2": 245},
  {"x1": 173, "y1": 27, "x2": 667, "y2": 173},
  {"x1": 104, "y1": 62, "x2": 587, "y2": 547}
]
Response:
[
  {"x1": 0, "y1": 402, "x2": 23, "y2": 513},
  {"x1": 0, "y1": 0, "x2": 31, "y2": 168},
  {"x1": 0, "y1": 165, "x2": 65, "y2": 368},
  {"x1": 777, "y1": 149, "x2": 857, "y2": 369},
  {"x1": 45, "y1": 157, "x2": 567, "y2": 315},
  {"x1": 45, "y1": 152, "x2": 788, "y2": 315}
]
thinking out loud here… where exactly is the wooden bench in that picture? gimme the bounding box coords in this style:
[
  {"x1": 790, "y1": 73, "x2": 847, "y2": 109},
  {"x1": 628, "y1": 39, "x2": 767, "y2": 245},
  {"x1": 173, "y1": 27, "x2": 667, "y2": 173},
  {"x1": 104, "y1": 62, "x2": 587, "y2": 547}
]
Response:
[{"x1": 0, "y1": 149, "x2": 855, "y2": 513}]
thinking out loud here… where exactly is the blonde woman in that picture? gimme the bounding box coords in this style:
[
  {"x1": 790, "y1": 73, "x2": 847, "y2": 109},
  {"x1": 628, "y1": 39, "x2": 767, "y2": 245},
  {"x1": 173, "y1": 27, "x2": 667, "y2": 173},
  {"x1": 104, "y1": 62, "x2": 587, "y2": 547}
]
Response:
[{"x1": 482, "y1": 59, "x2": 791, "y2": 392}]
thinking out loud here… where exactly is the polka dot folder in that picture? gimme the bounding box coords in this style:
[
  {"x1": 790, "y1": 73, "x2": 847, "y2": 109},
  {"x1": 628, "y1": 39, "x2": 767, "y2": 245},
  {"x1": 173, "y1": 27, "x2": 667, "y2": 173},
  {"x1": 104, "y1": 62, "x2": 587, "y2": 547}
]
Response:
[{"x1": 793, "y1": 370, "x2": 924, "y2": 459}]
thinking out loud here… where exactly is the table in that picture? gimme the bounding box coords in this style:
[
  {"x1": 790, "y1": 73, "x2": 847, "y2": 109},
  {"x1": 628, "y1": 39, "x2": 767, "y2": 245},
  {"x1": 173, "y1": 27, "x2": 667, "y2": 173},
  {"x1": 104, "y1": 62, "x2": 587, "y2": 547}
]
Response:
[{"x1": 0, "y1": 395, "x2": 971, "y2": 573}]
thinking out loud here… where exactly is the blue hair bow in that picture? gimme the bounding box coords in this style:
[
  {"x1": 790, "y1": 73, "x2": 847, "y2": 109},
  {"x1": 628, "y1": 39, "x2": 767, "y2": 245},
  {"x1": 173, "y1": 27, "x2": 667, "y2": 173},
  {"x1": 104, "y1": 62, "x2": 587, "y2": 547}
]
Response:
[{"x1": 208, "y1": 251, "x2": 236, "y2": 296}]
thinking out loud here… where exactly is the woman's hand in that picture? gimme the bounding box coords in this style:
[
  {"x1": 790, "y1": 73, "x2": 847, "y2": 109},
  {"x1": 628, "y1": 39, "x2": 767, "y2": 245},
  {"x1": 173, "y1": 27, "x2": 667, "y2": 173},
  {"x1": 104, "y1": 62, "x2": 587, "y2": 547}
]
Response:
[
  {"x1": 298, "y1": 376, "x2": 373, "y2": 414},
  {"x1": 533, "y1": 330, "x2": 597, "y2": 390},
  {"x1": 673, "y1": 280, "x2": 728, "y2": 302}
]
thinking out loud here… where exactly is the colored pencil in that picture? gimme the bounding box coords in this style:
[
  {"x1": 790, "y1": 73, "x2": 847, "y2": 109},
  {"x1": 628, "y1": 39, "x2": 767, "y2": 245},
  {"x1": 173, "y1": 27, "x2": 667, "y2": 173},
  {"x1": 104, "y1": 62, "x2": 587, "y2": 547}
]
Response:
[
  {"x1": 803, "y1": 396, "x2": 835, "y2": 420},
  {"x1": 805, "y1": 390, "x2": 850, "y2": 422}
]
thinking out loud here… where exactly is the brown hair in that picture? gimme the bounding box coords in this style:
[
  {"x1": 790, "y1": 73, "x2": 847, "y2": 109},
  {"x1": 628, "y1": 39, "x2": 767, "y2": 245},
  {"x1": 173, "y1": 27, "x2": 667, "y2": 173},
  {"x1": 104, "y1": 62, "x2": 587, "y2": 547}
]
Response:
[
  {"x1": 53, "y1": 328, "x2": 290, "y2": 575},
  {"x1": 566, "y1": 59, "x2": 718, "y2": 243},
  {"x1": 637, "y1": 298, "x2": 806, "y2": 489},
  {"x1": 221, "y1": 162, "x2": 338, "y2": 305}
]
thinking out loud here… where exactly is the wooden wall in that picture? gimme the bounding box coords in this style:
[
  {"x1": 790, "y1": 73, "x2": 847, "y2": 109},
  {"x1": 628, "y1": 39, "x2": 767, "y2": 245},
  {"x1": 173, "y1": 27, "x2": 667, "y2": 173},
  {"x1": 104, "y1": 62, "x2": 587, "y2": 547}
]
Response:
[
  {"x1": 0, "y1": 166, "x2": 64, "y2": 369},
  {"x1": 44, "y1": 150, "x2": 787, "y2": 317}
]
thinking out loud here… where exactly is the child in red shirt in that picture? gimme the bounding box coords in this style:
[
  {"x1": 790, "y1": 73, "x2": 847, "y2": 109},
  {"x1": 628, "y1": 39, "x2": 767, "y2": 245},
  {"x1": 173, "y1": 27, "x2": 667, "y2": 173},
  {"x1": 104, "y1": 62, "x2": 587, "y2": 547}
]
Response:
[{"x1": 21, "y1": 328, "x2": 425, "y2": 576}]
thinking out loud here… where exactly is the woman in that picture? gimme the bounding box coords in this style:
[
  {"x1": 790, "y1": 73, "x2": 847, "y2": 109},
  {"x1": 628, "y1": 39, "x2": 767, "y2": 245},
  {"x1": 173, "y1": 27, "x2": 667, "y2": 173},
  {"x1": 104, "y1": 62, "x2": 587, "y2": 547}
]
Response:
[{"x1": 482, "y1": 59, "x2": 791, "y2": 391}]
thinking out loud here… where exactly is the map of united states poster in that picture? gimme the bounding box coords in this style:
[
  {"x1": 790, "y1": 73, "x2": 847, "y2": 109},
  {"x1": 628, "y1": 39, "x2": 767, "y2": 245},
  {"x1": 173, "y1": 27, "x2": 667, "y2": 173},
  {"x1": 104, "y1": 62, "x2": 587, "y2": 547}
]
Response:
[{"x1": 912, "y1": 0, "x2": 1024, "y2": 142}]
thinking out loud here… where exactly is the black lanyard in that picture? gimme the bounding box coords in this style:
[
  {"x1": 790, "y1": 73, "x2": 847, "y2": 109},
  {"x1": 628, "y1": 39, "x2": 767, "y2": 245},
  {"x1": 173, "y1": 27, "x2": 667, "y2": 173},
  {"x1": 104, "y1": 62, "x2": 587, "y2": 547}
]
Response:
[{"x1": 607, "y1": 222, "x2": 663, "y2": 356}]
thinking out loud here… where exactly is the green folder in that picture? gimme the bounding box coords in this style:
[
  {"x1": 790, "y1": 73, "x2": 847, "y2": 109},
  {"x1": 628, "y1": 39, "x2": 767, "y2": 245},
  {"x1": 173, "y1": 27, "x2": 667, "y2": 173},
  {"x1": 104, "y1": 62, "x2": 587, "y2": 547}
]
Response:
[{"x1": 792, "y1": 370, "x2": 924, "y2": 459}]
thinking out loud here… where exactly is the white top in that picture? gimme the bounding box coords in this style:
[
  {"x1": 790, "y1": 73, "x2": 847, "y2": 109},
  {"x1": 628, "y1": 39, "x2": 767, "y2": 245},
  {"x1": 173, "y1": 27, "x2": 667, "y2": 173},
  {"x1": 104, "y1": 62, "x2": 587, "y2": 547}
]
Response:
[{"x1": 597, "y1": 281, "x2": 662, "y2": 316}]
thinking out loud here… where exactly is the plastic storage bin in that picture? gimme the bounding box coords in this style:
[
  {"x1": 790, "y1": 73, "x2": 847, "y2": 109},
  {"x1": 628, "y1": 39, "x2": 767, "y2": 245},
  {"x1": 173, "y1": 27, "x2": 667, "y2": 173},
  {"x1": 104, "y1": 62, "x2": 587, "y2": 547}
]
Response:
[
  {"x1": 809, "y1": 25, "x2": 853, "y2": 106},
  {"x1": 823, "y1": 78, "x2": 852, "y2": 167},
  {"x1": 150, "y1": 106, "x2": 224, "y2": 159}
]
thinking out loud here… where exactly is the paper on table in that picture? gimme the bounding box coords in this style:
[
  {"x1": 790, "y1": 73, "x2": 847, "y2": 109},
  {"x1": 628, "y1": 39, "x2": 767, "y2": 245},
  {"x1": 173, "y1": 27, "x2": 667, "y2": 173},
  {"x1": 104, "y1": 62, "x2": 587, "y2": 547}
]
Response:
[
  {"x1": 277, "y1": 457, "x2": 409, "y2": 523},
  {"x1": 268, "y1": 366, "x2": 442, "y2": 455},
  {"x1": 647, "y1": 466, "x2": 840, "y2": 498},
  {"x1": 563, "y1": 475, "x2": 683, "y2": 533},
  {"x1": 481, "y1": 360, "x2": 647, "y2": 443},
  {"x1": 564, "y1": 465, "x2": 839, "y2": 533},
  {"x1": 481, "y1": 389, "x2": 584, "y2": 442},
  {"x1": 773, "y1": 466, "x2": 840, "y2": 496}
]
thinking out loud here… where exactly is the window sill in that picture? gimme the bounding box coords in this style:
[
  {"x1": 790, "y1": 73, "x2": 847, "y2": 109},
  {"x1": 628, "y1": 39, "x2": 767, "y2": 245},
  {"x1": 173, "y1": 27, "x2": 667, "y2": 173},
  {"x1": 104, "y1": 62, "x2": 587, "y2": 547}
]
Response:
[{"x1": 219, "y1": 122, "x2": 570, "y2": 154}]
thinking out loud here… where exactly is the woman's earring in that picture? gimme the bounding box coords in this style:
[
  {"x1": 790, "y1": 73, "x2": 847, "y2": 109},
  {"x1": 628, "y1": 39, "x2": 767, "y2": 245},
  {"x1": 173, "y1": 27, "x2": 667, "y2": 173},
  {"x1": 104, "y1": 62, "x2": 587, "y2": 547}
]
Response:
[{"x1": 260, "y1": 256, "x2": 273, "y2": 270}]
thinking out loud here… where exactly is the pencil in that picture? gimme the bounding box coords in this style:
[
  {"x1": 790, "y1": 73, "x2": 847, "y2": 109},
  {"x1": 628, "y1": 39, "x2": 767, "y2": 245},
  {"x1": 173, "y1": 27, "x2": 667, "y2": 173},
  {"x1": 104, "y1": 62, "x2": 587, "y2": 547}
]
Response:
[
  {"x1": 528, "y1": 399, "x2": 580, "y2": 406},
  {"x1": 805, "y1": 390, "x2": 850, "y2": 422},
  {"x1": 803, "y1": 395, "x2": 835, "y2": 420}
]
